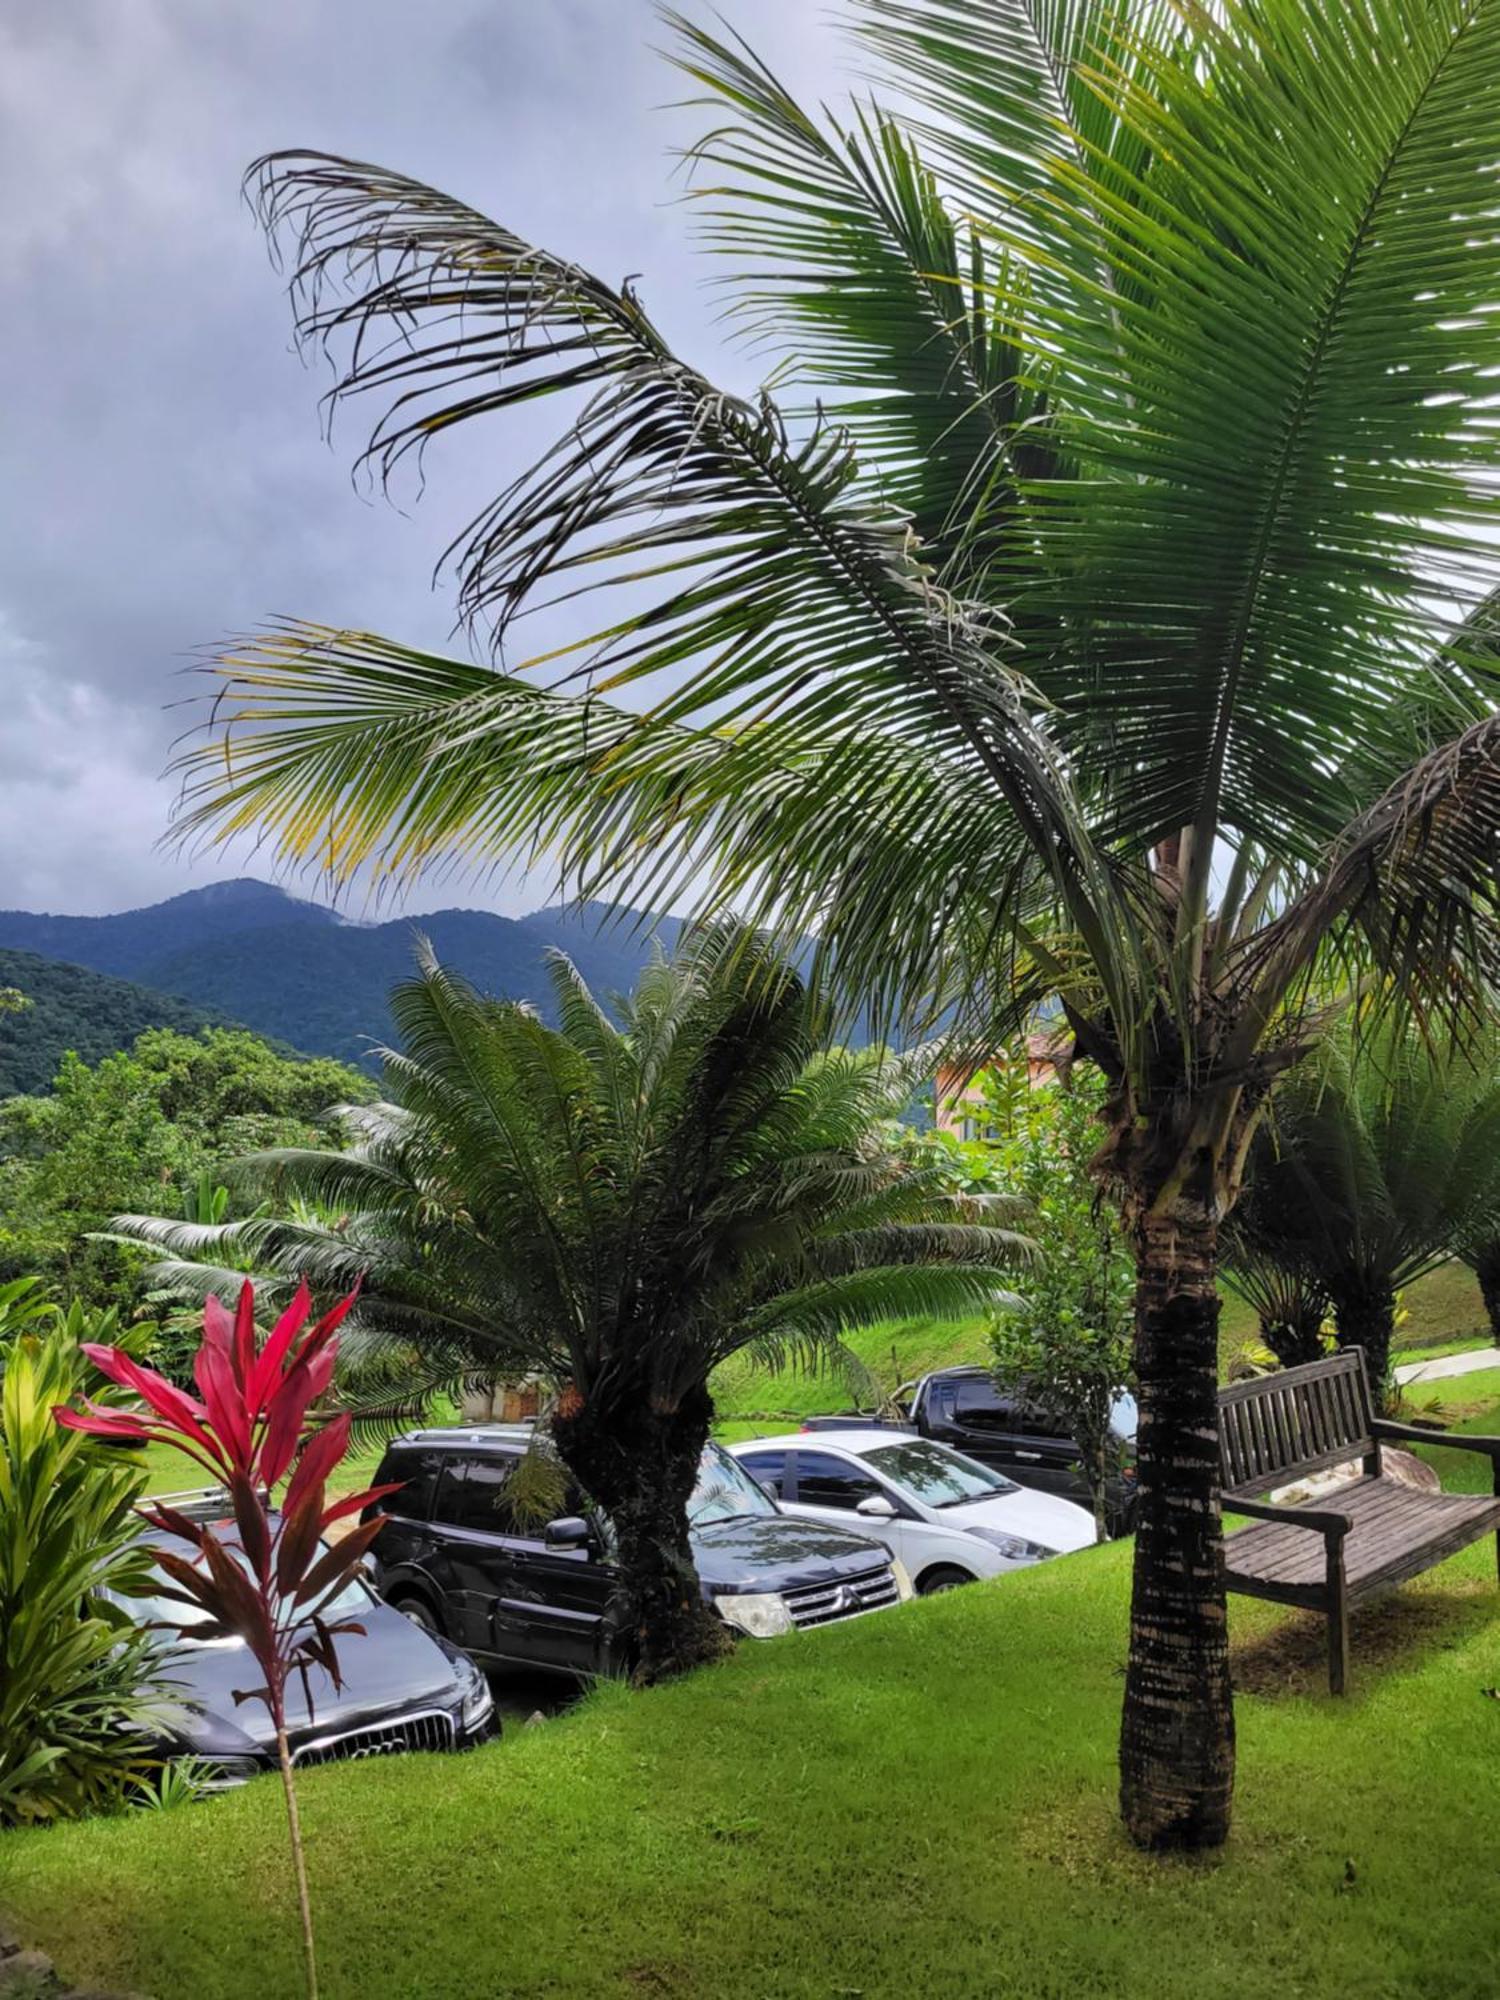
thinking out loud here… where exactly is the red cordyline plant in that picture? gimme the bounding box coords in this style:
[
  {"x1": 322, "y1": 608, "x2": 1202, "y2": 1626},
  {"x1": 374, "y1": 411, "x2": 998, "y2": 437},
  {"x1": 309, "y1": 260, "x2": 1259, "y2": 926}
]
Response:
[{"x1": 55, "y1": 1278, "x2": 393, "y2": 2000}]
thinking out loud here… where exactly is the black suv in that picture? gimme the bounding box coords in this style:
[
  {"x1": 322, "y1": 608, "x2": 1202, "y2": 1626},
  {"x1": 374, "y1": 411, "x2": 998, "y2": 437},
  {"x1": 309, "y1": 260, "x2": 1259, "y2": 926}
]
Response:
[
  {"x1": 801, "y1": 1366, "x2": 1139, "y2": 1532},
  {"x1": 363, "y1": 1426, "x2": 908, "y2": 1677}
]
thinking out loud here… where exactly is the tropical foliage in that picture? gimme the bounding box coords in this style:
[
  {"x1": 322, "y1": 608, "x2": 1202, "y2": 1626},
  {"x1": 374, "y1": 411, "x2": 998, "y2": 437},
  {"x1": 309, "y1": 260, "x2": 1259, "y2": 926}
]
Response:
[
  {"x1": 0, "y1": 1026, "x2": 372, "y2": 1317},
  {"x1": 167, "y1": 2, "x2": 1500, "y2": 1848},
  {"x1": 55, "y1": 1279, "x2": 388, "y2": 2000},
  {"x1": 988, "y1": 1074, "x2": 1134, "y2": 1541},
  {"x1": 1223, "y1": 1020, "x2": 1500, "y2": 1395},
  {"x1": 117, "y1": 934, "x2": 1030, "y2": 1682},
  {"x1": 0, "y1": 1292, "x2": 165, "y2": 1827}
]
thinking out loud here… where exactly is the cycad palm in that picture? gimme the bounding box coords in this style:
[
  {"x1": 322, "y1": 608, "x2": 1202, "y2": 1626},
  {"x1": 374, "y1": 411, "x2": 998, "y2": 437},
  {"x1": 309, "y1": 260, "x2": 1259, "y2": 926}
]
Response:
[
  {"x1": 1225, "y1": 1022, "x2": 1500, "y2": 1393},
  {"x1": 172, "y1": 2, "x2": 1500, "y2": 1844},
  {"x1": 120, "y1": 933, "x2": 1027, "y2": 1683}
]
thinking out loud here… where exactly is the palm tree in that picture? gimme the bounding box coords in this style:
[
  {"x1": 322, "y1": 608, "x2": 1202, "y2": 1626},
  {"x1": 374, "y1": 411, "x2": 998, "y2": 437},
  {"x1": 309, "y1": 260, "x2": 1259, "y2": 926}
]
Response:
[
  {"x1": 1227, "y1": 1021, "x2": 1500, "y2": 1393},
  {"x1": 169, "y1": 4, "x2": 1500, "y2": 1847},
  {"x1": 117, "y1": 933, "x2": 1029, "y2": 1684}
]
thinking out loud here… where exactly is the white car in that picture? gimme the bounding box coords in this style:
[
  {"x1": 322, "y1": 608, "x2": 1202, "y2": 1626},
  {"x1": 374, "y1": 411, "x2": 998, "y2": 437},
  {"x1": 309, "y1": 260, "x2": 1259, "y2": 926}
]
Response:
[{"x1": 730, "y1": 1430, "x2": 1095, "y2": 1594}]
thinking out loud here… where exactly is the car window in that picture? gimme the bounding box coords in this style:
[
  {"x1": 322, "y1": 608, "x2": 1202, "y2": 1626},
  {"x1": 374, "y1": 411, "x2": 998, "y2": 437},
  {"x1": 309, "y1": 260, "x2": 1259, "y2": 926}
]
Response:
[
  {"x1": 863, "y1": 1439, "x2": 1020, "y2": 1506},
  {"x1": 792, "y1": 1450, "x2": 883, "y2": 1510},
  {"x1": 688, "y1": 1444, "x2": 779, "y2": 1526},
  {"x1": 432, "y1": 1453, "x2": 520, "y2": 1531},
  {"x1": 948, "y1": 1379, "x2": 1016, "y2": 1433},
  {"x1": 1012, "y1": 1403, "x2": 1073, "y2": 1441},
  {"x1": 1110, "y1": 1391, "x2": 1139, "y2": 1444},
  {"x1": 739, "y1": 1449, "x2": 789, "y2": 1500},
  {"x1": 373, "y1": 1446, "x2": 443, "y2": 1521}
]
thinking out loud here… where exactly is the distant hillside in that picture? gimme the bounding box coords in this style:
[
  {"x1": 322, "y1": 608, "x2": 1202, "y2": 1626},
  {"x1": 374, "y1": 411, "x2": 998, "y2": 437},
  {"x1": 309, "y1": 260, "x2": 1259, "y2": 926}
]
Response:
[
  {"x1": 0, "y1": 882, "x2": 685, "y2": 1072},
  {"x1": 0, "y1": 949, "x2": 227, "y2": 1096}
]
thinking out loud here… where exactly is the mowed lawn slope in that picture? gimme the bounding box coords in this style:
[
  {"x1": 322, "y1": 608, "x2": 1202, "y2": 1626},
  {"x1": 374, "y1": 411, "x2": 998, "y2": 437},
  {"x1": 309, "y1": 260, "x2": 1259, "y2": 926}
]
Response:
[{"x1": 6, "y1": 1500, "x2": 1500, "y2": 2000}]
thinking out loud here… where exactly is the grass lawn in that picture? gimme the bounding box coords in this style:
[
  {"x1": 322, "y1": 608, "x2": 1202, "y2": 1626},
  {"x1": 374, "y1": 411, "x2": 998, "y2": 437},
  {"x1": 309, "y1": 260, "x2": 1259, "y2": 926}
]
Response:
[
  {"x1": 7, "y1": 1488, "x2": 1500, "y2": 1998},
  {"x1": 710, "y1": 1262, "x2": 1495, "y2": 1443}
]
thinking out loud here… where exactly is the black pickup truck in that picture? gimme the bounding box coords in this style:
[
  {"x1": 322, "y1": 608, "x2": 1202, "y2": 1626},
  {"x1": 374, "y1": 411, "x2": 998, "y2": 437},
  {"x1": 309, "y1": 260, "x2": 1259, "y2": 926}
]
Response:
[{"x1": 800, "y1": 1366, "x2": 1139, "y2": 1533}]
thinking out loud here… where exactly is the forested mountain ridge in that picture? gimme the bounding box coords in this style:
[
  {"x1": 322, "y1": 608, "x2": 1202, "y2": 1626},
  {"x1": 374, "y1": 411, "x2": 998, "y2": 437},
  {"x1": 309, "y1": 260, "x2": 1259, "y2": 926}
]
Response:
[
  {"x1": 0, "y1": 881, "x2": 684, "y2": 1071},
  {"x1": 0, "y1": 949, "x2": 229, "y2": 1095}
]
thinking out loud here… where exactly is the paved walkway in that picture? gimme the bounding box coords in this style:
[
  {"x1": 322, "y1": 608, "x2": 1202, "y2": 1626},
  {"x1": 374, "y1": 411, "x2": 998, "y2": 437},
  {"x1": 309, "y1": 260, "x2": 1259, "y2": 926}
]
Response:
[{"x1": 1393, "y1": 1346, "x2": 1500, "y2": 1385}]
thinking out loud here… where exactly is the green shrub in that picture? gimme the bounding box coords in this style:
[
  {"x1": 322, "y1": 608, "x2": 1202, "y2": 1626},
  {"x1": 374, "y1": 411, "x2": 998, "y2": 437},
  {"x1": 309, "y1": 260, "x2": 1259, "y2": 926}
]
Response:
[{"x1": 0, "y1": 1300, "x2": 167, "y2": 1826}]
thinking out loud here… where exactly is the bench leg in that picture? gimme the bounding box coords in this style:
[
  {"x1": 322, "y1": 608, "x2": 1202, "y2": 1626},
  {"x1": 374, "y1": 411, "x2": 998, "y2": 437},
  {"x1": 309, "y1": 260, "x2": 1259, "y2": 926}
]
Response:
[{"x1": 1328, "y1": 1590, "x2": 1349, "y2": 1695}]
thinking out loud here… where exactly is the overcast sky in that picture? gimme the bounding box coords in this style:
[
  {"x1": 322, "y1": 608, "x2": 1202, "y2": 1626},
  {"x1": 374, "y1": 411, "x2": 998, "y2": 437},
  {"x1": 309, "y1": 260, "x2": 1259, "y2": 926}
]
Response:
[{"x1": 0, "y1": 0, "x2": 846, "y2": 918}]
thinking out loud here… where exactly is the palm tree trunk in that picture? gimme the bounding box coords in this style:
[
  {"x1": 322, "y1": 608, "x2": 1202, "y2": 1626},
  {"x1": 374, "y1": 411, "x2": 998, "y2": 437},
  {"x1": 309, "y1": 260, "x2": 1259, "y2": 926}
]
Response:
[
  {"x1": 553, "y1": 1378, "x2": 733, "y2": 1685},
  {"x1": 1471, "y1": 1243, "x2": 1500, "y2": 1343},
  {"x1": 1331, "y1": 1282, "x2": 1396, "y2": 1402},
  {"x1": 1118, "y1": 1207, "x2": 1235, "y2": 1851}
]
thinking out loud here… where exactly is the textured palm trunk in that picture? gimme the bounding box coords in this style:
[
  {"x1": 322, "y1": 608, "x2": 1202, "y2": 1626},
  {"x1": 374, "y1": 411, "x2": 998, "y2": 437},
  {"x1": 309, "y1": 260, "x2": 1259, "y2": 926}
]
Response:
[
  {"x1": 1472, "y1": 1244, "x2": 1500, "y2": 1343},
  {"x1": 1331, "y1": 1282, "x2": 1396, "y2": 1403},
  {"x1": 553, "y1": 1378, "x2": 733, "y2": 1685},
  {"x1": 1118, "y1": 1207, "x2": 1235, "y2": 1851}
]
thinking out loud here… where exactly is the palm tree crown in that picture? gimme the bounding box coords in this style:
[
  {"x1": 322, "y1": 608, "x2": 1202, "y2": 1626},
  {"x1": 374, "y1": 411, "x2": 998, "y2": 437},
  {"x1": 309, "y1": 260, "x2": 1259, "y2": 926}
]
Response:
[{"x1": 118, "y1": 932, "x2": 1029, "y2": 1680}]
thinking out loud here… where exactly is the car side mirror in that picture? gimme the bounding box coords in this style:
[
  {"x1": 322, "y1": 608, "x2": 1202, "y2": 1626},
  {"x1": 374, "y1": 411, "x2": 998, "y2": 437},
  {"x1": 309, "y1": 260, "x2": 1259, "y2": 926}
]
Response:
[
  {"x1": 856, "y1": 1494, "x2": 898, "y2": 1520},
  {"x1": 544, "y1": 1515, "x2": 592, "y2": 1551}
]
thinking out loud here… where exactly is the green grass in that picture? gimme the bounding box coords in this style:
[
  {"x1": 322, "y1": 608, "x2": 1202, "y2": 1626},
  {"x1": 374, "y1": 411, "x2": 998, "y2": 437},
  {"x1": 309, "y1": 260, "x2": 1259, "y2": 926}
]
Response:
[
  {"x1": 710, "y1": 1313, "x2": 989, "y2": 1430},
  {"x1": 7, "y1": 1498, "x2": 1500, "y2": 1998}
]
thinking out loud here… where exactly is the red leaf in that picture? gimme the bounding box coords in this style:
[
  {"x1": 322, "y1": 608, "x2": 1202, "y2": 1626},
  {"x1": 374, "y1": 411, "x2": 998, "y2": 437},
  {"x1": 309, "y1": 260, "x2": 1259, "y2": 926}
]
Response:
[
  {"x1": 248, "y1": 1281, "x2": 313, "y2": 1412},
  {"x1": 257, "y1": 1363, "x2": 316, "y2": 1490},
  {"x1": 194, "y1": 1338, "x2": 252, "y2": 1471},
  {"x1": 232, "y1": 1280, "x2": 257, "y2": 1394},
  {"x1": 293, "y1": 1518, "x2": 384, "y2": 1608},
  {"x1": 227, "y1": 1473, "x2": 272, "y2": 1585},
  {"x1": 78, "y1": 1345, "x2": 222, "y2": 1468},
  {"x1": 274, "y1": 1487, "x2": 325, "y2": 1601},
  {"x1": 53, "y1": 1403, "x2": 150, "y2": 1443},
  {"x1": 284, "y1": 1412, "x2": 351, "y2": 1520},
  {"x1": 320, "y1": 1482, "x2": 402, "y2": 1532}
]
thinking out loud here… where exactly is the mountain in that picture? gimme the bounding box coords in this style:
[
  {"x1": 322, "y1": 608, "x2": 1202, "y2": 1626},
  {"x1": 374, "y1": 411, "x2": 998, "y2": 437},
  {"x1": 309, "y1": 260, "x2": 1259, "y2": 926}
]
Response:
[
  {"x1": 0, "y1": 949, "x2": 229, "y2": 1096},
  {"x1": 0, "y1": 882, "x2": 684, "y2": 1072}
]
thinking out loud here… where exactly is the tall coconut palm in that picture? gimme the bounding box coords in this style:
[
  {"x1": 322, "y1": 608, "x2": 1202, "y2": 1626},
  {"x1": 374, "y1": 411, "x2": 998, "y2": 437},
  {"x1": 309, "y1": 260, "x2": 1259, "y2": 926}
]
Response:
[
  {"x1": 116, "y1": 933, "x2": 1029, "y2": 1684},
  {"x1": 170, "y1": 4, "x2": 1500, "y2": 1846},
  {"x1": 1227, "y1": 1021, "x2": 1500, "y2": 1393}
]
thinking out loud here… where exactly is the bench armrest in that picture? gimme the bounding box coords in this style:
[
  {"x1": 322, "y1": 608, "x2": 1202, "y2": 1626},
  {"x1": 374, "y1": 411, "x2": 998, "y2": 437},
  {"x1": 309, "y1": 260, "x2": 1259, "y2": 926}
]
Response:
[
  {"x1": 1373, "y1": 1419, "x2": 1500, "y2": 1457},
  {"x1": 1225, "y1": 1495, "x2": 1352, "y2": 1539}
]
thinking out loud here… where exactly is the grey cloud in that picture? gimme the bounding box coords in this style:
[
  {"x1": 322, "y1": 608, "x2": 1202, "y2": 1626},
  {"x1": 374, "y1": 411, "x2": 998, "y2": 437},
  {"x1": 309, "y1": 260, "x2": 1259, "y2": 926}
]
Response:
[{"x1": 0, "y1": 0, "x2": 841, "y2": 916}]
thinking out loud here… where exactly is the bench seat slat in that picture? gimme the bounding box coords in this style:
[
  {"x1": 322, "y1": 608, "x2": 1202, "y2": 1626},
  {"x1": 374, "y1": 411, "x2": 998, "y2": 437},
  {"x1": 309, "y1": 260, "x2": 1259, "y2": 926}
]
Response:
[{"x1": 1227, "y1": 1481, "x2": 1500, "y2": 1596}]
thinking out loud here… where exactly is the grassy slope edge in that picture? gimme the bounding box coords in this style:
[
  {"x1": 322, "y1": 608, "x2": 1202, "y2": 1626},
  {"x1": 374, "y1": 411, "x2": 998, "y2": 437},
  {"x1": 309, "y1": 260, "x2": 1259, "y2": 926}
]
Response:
[{"x1": 6, "y1": 1433, "x2": 1500, "y2": 2000}]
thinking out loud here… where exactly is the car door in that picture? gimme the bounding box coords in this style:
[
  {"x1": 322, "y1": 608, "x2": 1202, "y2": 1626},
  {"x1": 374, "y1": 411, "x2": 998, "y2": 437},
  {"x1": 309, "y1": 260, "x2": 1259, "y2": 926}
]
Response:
[
  {"x1": 1004, "y1": 1402, "x2": 1089, "y2": 1503},
  {"x1": 781, "y1": 1449, "x2": 919, "y2": 1570},
  {"x1": 483, "y1": 1479, "x2": 617, "y2": 1677},
  {"x1": 426, "y1": 1452, "x2": 517, "y2": 1655},
  {"x1": 925, "y1": 1377, "x2": 1029, "y2": 1478}
]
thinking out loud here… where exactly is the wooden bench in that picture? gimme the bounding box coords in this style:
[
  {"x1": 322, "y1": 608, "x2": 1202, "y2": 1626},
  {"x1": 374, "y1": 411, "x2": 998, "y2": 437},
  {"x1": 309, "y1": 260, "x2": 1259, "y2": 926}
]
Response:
[{"x1": 1218, "y1": 1348, "x2": 1500, "y2": 1692}]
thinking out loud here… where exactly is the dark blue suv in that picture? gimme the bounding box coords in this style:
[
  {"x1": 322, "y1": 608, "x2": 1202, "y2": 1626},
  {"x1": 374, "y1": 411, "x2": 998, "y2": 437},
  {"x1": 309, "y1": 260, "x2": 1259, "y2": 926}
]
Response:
[{"x1": 363, "y1": 1425, "x2": 909, "y2": 1677}]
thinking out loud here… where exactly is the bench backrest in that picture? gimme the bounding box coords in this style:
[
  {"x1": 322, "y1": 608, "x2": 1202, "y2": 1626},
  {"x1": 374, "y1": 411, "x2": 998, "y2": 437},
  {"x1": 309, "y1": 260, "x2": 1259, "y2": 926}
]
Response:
[{"x1": 1218, "y1": 1348, "x2": 1376, "y2": 1496}]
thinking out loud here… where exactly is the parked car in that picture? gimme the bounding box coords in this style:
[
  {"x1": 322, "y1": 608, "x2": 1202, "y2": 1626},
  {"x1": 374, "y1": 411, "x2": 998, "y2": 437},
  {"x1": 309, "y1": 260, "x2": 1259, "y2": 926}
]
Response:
[
  {"x1": 114, "y1": 1497, "x2": 497, "y2": 1789},
  {"x1": 362, "y1": 1427, "x2": 911, "y2": 1675},
  {"x1": 799, "y1": 1366, "x2": 1139, "y2": 1532},
  {"x1": 730, "y1": 1431, "x2": 1094, "y2": 1591}
]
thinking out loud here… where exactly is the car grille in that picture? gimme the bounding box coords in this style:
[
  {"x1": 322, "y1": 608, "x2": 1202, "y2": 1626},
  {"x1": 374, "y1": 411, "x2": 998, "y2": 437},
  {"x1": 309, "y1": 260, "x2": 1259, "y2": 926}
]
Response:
[
  {"x1": 783, "y1": 1562, "x2": 901, "y2": 1630},
  {"x1": 292, "y1": 1708, "x2": 455, "y2": 1767}
]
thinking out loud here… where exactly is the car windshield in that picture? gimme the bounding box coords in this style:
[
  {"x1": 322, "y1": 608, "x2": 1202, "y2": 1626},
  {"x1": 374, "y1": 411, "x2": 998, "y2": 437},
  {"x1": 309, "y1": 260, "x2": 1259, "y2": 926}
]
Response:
[
  {"x1": 863, "y1": 1440, "x2": 1020, "y2": 1508},
  {"x1": 119, "y1": 1538, "x2": 368, "y2": 1643},
  {"x1": 688, "y1": 1443, "x2": 779, "y2": 1527}
]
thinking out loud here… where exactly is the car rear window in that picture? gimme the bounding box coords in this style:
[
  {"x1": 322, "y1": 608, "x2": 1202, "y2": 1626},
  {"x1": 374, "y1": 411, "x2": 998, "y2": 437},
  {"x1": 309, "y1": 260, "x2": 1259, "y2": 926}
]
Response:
[
  {"x1": 432, "y1": 1452, "x2": 519, "y2": 1531},
  {"x1": 373, "y1": 1447, "x2": 444, "y2": 1521}
]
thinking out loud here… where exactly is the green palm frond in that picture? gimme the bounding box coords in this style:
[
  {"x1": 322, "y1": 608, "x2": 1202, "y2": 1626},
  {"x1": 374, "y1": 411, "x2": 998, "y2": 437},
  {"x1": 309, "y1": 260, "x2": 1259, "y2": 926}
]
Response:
[{"x1": 113, "y1": 934, "x2": 1035, "y2": 1427}]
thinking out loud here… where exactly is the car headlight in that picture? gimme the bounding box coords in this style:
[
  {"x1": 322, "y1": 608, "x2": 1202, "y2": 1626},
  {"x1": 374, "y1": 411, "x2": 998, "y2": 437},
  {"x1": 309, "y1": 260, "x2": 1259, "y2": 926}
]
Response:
[
  {"x1": 459, "y1": 1664, "x2": 495, "y2": 1732},
  {"x1": 891, "y1": 1558, "x2": 916, "y2": 1602},
  {"x1": 713, "y1": 1591, "x2": 794, "y2": 1639},
  {"x1": 968, "y1": 1527, "x2": 1055, "y2": 1562},
  {"x1": 199, "y1": 1754, "x2": 264, "y2": 1791}
]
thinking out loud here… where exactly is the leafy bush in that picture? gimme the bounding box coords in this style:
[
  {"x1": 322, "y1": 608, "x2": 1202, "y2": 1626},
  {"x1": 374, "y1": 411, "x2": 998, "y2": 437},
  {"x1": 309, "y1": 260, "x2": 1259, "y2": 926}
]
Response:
[
  {"x1": 0, "y1": 1300, "x2": 166, "y2": 1827},
  {"x1": 987, "y1": 1074, "x2": 1135, "y2": 1540}
]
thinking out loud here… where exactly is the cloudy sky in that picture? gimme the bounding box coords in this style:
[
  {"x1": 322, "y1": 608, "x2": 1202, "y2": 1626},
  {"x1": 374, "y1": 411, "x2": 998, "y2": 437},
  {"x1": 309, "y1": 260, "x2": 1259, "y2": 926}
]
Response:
[{"x1": 0, "y1": 0, "x2": 847, "y2": 918}]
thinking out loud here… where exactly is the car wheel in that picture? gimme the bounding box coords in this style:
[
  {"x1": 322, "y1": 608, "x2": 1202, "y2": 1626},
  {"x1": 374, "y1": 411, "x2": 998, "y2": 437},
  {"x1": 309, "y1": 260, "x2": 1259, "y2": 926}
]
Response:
[
  {"x1": 392, "y1": 1593, "x2": 441, "y2": 1636},
  {"x1": 917, "y1": 1565, "x2": 974, "y2": 1596}
]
